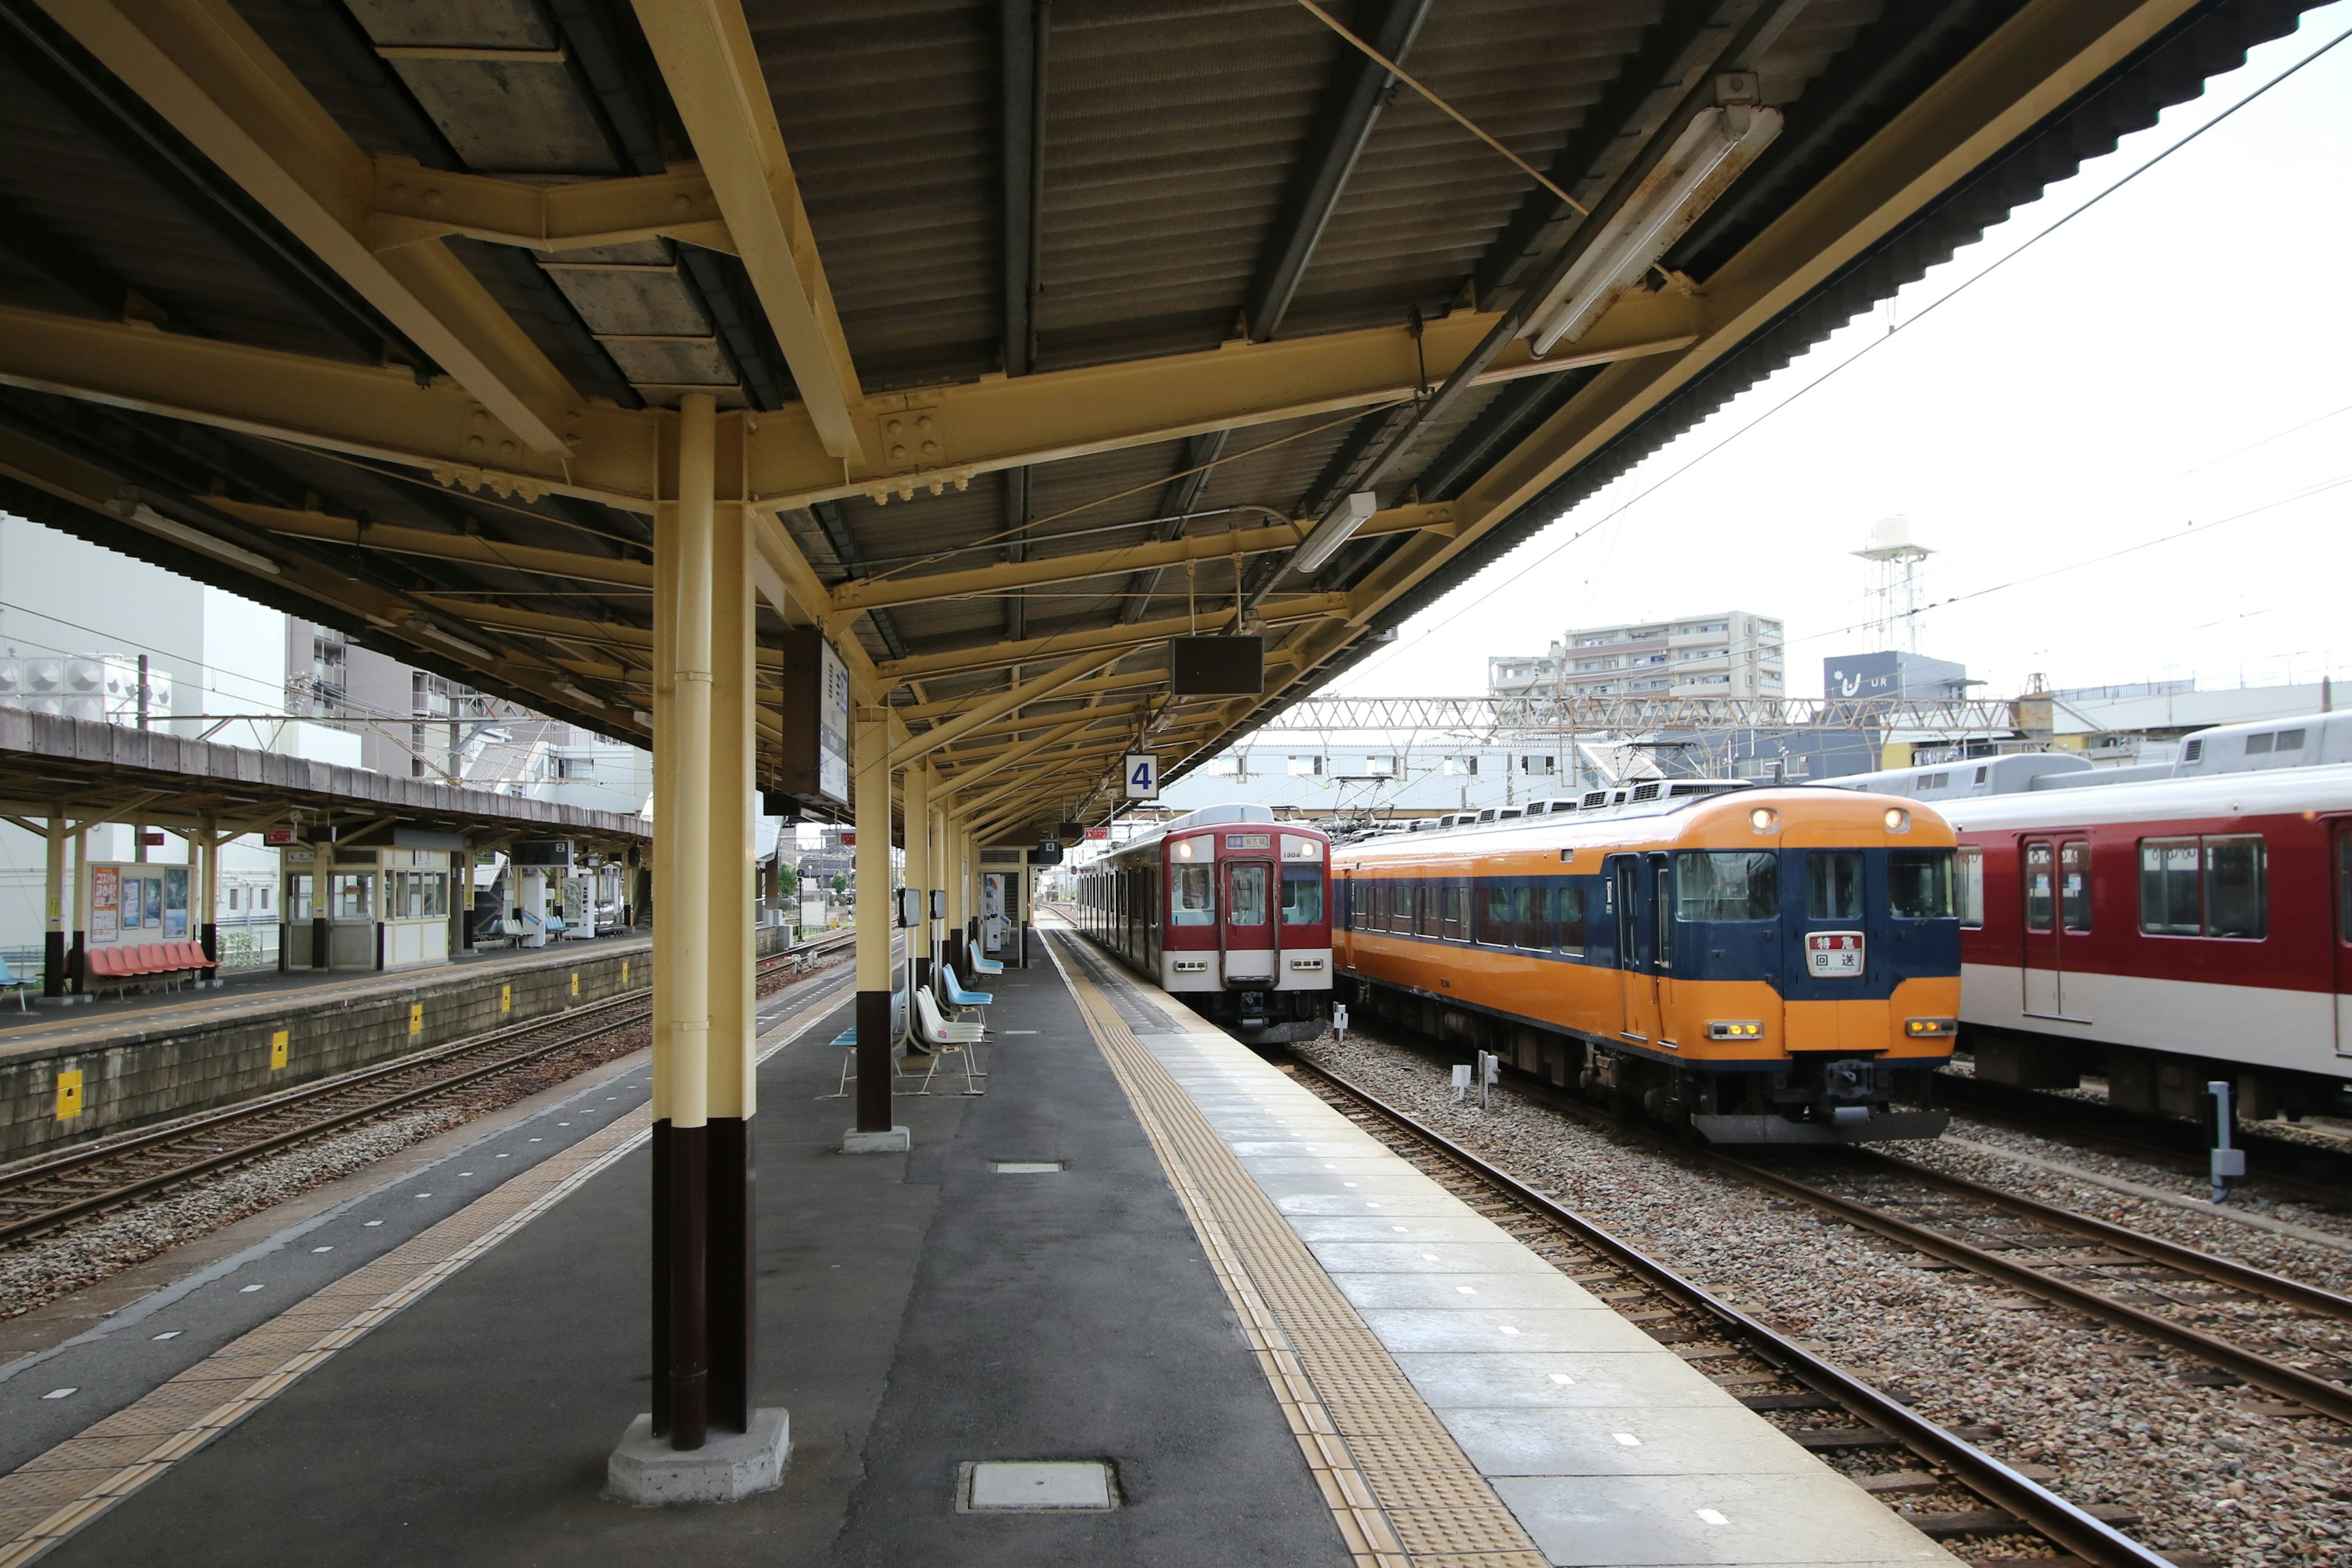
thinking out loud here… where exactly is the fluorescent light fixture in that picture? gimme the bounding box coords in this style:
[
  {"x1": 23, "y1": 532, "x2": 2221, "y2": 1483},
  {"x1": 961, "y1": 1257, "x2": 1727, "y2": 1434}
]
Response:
[
  {"x1": 130, "y1": 504, "x2": 282, "y2": 576},
  {"x1": 1291, "y1": 490, "x2": 1379, "y2": 576},
  {"x1": 414, "y1": 623, "x2": 493, "y2": 661},
  {"x1": 1525, "y1": 101, "x2": 1782, "y2": 357},
  {"x1": 557, "y1": 682, "x2": 607, "y2": 709}
]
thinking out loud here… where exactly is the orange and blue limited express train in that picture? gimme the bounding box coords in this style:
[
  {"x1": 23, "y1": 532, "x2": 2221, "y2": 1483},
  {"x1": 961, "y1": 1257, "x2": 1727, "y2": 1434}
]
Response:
[{"x1": 1330, "y1": 782, "x2": 1963, "y2": 1143}]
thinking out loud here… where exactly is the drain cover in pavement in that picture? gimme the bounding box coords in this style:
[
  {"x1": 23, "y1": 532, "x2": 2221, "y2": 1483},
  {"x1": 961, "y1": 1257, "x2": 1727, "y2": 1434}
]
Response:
[
  {"x1": 961, "y1": 1461, "x2": 1115, "y2": 1510},
  {"x1": 991, "y1": 1161, "x2": 1065, "y2": 1173}
]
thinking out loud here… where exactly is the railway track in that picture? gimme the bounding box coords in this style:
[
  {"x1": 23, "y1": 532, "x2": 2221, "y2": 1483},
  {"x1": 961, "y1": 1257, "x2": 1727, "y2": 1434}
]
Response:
[
  {"x1": 1288, "y1": 1057, "x2": 2180, "y2": 1568},
  {"x1": 0, "y1": 930, "x2": 855, "y2": 1248},
  {"x1": 1932, "y1": 1069, "x2": 2352, "y2": 1210}
]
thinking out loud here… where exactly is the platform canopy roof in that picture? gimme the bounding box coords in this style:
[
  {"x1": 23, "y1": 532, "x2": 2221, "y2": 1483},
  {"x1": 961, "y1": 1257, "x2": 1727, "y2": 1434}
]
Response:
[{"x1": 0, "y1": 0, "x2": 2316, "y2": 840}]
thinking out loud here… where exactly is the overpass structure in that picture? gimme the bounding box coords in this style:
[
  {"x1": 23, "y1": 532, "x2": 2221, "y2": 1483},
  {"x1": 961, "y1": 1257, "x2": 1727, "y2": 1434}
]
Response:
[{"x1": 0, "y1": 0, "x2": 2321, "y2": 1462}]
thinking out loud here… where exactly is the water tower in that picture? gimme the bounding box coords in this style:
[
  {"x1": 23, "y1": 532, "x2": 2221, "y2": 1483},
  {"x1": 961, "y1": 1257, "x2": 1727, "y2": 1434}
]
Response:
[{"x1": 1854, "y1": 515, "x2": 1934, "y2": 653}]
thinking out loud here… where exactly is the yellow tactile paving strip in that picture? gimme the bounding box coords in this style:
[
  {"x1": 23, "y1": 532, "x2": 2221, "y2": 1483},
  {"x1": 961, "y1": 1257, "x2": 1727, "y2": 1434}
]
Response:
[
  {"x1": 1049, "y1": 935, "x2": 1547, "y2": 1568},
  {"x1": 0, "y1": 983, "x2": 849, "y2": 1568}
]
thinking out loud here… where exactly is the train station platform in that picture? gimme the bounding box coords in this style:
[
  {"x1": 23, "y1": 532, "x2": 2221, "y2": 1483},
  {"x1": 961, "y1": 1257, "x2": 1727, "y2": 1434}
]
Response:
[{"x1": 0, "y1": 929, "x2": 1958, "y2": 1568}]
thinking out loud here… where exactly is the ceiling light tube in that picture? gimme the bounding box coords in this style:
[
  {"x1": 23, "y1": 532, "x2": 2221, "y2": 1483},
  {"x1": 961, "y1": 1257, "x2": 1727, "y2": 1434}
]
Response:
[
  {"x1": 130, "y1": 504, "x2": 282, "y2": 576},
  {"x1": 414, "y1": 623, "x2": 494, "y2": 662},
  {"x1": 1525, "y1": 104, "x2": 1782, "y2": 357},
  {"x1": 1289, "y1": 490, "x2": 1379, "y2": 576}
]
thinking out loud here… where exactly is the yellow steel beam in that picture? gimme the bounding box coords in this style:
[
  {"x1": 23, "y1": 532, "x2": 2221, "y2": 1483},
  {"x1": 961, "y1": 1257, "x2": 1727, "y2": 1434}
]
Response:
[
  {"x1": 208, "y1": 500, "x2": 652, "y2": 587},
  {"x1": 630, "y1": 0, "x2": 866, "y2": 464},
  {"x1": 749, "y1": 292, "x2": 1698, "y2": 512},
  {"x1": 0, "y1": 292, "x2": 1687, "y2": 520},
  {"x1": 364, "y1": 159, "x2": 733, "y2": 254},
  {"x1": 932, "y1": 716, "x2": 1102, "y2": 802},
  {"x1": 0, "y1": 304, "x2": 648, "y2": 510},
  {"x1": 1257, "y1": 0, "x2": 2206, "y2": 718},
  {"x1": 873, "y1": 596, "x2": 1348, "y2": 686},
  {"x1": 894, "y1": 666, "x2": 1166, "y2": 723},
  {"x1": 929, "y1": 698, "x2": 1153, "y2": 756},
  {"x1": 40, "y1": 0, "x2": 582, "y2": 457},
  {"x1": 826, "y1": 504, "x2": 1454, "y2": 617},
  {"x1": 886, "y1": 647, "x2": 1121, "y2": 769}
]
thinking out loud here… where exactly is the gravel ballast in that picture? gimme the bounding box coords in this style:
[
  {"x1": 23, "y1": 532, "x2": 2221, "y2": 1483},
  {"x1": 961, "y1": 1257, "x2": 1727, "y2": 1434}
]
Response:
[{"x1": 1294, "y1": 1023, "x2": 2352, "y2": 1568}]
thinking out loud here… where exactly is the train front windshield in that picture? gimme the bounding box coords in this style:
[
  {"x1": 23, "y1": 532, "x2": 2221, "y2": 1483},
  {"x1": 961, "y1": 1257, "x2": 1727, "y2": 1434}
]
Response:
[{"x1": 1281, "y1": 865, "x2": 1324, "y2": 925}]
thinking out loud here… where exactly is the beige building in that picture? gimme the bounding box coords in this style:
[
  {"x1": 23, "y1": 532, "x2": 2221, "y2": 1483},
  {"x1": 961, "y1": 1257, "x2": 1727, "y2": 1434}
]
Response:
[{"x1": 1489, "y1": 612, "x2": 1785, "y2": 701}]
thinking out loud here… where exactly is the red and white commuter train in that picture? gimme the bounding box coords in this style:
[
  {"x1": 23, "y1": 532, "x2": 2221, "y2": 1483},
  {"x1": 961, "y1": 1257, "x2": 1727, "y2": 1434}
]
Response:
[
  {"x1": 1074, "y1": 805, "x2": 1333, "y2": 1042},
  {"x1": 1828, "y1": 713, "x2": 2352, "y2": 1120}
]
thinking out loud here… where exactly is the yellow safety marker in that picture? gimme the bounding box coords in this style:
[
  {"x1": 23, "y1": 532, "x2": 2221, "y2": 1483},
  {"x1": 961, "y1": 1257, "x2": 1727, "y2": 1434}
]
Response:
[
  {"x1": 270, "y1": 1030, "x2": 289, "y2": 1071},
  {"x1": 409, "y1": 1003, "x2": 424, "y2": 1037},
  {"x1": 622, "y1": 959, "x2": 630, "y2": 985},
  {"x1": 55, "y1": 1069, "x2": 83, "y2": 1120},
  {"x1": 500, "y1": 984, "x2": 511, "y2": 1015},
  {"x1": 570, "y1": 971, "x2": 580, "y2": 998}
]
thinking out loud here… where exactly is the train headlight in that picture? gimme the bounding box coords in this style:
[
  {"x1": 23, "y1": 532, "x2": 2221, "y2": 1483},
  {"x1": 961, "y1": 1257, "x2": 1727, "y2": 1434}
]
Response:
[
  {"x1": 1904, "y1": 1017, "x2": 1958, "y2": 1038},
  {"x1": 1748, "y1": 807, "x2": 1779, "y2": 834},
  {"x1": 1883, "y1": 807, "x2": 1912, "y2": 834},
  {"x1": 1174, "y1": 839, "x2": 1197, "y2": 860},
  {"x1": 1706, "y1": 1020, "x2": 1765, "y2": 1040}
]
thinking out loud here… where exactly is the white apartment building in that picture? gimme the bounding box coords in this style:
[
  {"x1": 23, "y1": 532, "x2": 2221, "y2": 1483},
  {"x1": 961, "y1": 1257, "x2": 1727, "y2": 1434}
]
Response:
[{"x1": 1489, "y1": 611, "x2": 1785, "y2": 701}]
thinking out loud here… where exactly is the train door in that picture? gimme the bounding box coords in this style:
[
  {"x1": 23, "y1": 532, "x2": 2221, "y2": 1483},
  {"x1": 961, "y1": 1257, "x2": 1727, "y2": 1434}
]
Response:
[
  {"x1": 2334, "y1": 824, "x2": 2352, "y2": 1057},
  {"x1": 1337, "y1": 870, "x2": 1354, "y2": 968},
  {"x1": 1608, "y1": 854, "x2": 1660, "y2": 1042},
  {"x1": 2019, "y1": 835, "x2": 2091, "y2": 1021},
  {"x1": 1223, "y1": 857, "x2": 1275, "y2": 983},
  {"x1": 1650, "y1": 853, "x2": 1676, "y2": 1046}
]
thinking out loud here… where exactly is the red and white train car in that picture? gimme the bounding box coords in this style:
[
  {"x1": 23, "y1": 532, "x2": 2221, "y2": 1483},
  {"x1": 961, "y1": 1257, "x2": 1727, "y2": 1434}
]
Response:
[
  {"x1": 1075, "y1": 805, "x2": 1332, "y2": 1042},
  {"x1": 1832, "y1": 715, "x2": 2352, "y2": 1120}
]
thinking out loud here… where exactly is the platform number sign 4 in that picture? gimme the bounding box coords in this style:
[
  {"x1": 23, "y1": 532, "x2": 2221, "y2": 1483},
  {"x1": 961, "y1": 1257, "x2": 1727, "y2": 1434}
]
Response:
[
  {"x1": 1125, "y1": 753, "x2": 1159, "y2": 801},
  {"x1": 1806, "y1": 931, "x2": 1865, "y2": 978}
]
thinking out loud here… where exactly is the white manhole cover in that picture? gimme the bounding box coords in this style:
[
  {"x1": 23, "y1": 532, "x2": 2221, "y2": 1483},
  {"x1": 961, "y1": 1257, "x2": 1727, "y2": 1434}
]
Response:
[
  {"x1": 960, "y1": 1461, "x2": 1116, "y2": 1511},
  {"x1": 991, "y1": 1161, "x2": 1065, "y2": 1174}
]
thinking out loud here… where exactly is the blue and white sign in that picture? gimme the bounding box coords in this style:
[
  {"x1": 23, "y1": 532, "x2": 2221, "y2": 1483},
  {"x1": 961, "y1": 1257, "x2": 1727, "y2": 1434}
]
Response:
[{"x1": 1124, "y1": 753, "x2": 1159, "y2": 800}]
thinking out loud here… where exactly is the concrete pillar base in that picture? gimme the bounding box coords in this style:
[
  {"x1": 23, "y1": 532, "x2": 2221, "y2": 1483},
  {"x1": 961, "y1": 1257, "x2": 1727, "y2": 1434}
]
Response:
[
  {"x1": 606, "y1": 1408, "x2": 790, "y2": 1505},
  {"x1": 840, "y1": 1125, "x2": 911, "y2": 1154}
]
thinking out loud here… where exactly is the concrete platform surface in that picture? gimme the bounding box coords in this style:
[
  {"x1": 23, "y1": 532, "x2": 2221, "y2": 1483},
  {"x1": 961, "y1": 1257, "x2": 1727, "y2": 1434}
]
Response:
[
  {"x1": 0, "y1": 933, "x2": 1351, "y2": 1567},
  {"x1": 0, "y1": 926, "x2": 1966, "y2": 1568}
]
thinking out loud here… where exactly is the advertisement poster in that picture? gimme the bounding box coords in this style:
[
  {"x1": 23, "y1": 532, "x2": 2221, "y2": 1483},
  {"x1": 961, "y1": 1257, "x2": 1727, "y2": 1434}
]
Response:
[
  {"x1": 92, "y1": 867, "x2": 119, "y2": 941},
  {"x1": 165, "y1": 867, "x2": 189, "y2": 938},
  {"x1": 143, "y1": 876, "x2": 162, "y2": 929}
]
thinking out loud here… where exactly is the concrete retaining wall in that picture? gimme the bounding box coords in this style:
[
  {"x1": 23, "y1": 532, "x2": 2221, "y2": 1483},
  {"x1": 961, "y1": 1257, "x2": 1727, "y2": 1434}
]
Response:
[{"x1": 2, "y1": 926, "x2": 800, "y2": 1164}]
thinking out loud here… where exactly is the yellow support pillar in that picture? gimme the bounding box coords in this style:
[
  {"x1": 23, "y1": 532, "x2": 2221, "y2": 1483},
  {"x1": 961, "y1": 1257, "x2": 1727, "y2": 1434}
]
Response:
[
  {"x1": 704, "y1": 410, "x2": 758, "y2": 1437},
  {"x1": 654, "y1": 392, "x2": 716, "y2": 1452},
  {"x1": 850, "y1": 703, "x2": 901, "y2": 1145},
  {"x1": 903, "y1": 759, "x2": 930, "y2": 987}
]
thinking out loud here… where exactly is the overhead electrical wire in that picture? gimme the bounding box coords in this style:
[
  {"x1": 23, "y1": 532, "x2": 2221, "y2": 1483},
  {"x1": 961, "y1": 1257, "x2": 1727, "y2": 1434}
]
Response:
[{"x1": 1337, "y1": 15, "x2": 2352, "y2": 689}]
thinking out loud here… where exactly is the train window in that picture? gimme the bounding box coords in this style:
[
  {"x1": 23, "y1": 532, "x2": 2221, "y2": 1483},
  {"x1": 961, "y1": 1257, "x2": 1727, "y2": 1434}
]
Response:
[
  {"x1": 1480, "y1": 883, "x2": 1515, "y2": 946},
  {"x1": 2136, "y1": 835, "x2": 2264, "y2": 938},
  {"x1": 1229, "y1": 864, "x2": 1268, "y2": 925},
  {"x1": 2203, "y1": 837, "x2": 2266, "y2": 939},
  {"x1": 1393, "y1": 883, "x2": 1414, "y2": 933},
  {"x1": 2024, "y1": 843, "x2": 2054, "y2": 932},
  {"x1": 1553, "y1": 883, "x2": 1586, "y2": 957},
  {"x1": 1280, "y1": 866, "x2": 1324, "y2": 925},
  {"x1": 1673, "y1": 852, "x2": 1778, "y2": 921},
  {"x1": 1515, "y1": 884, "x2": 1552, "y2": 950},
  {"x1": 1415, "y1": 883, "x2": 1441, "y2": 938},
  {"x1": 2060, "y1": 840, "x2": 2091, "y2": 932},
  {"x1": 1805, "y1": 853, "x2": 1864, "y2": 922},
  {"x1": 1171, "y1": 864, "x2": 1215, "y2": 925},
  {"x1": 1440, "y1": 884, "x2": 1466, "y2": 941},
  {"x1": 2138, "y1": 839, "x2": 2201, "y2": 935},
  {"x1": 1888, "y1": 851, "x2": 1954, "y2": 920},
  {"x1": 1954, "y1": 848, "x2": 1985, "y2": 928}
]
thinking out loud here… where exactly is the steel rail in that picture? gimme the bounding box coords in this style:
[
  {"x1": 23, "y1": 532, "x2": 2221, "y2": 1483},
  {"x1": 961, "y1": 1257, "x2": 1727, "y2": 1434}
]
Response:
[
  {"x1": 1338, "y1": 1028, "x2": 2352, "y2": 1424},
  {"x1": 1289, "y1": 1058, "x2": 2176, "y2": 1568},
  {"x1": 1704, "y1": 1148, "x2": 2352, "y2": 1425},
  {"x1": 1856, "y1": 1147, "x2": 2352, "y2": 1322},
  {"x1": 0, "y1": 930, "x2": 855, "y2": 1245}
]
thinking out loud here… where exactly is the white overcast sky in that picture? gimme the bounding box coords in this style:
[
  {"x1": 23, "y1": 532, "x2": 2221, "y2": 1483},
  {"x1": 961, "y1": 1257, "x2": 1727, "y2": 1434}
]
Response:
[{"x1": 1330, "y1": 4, "x2": 2352, "y2": 703}]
